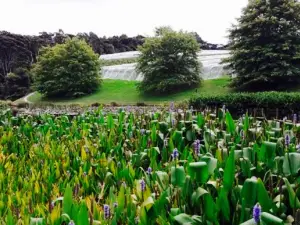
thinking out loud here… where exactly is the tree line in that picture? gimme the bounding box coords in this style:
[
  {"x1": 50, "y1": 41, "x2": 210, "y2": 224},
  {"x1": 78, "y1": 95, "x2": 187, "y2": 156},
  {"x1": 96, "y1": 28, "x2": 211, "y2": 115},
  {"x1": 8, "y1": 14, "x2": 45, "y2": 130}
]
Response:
[{"x1": 0, "y1": 29, "x2": 225, "y2": 100}]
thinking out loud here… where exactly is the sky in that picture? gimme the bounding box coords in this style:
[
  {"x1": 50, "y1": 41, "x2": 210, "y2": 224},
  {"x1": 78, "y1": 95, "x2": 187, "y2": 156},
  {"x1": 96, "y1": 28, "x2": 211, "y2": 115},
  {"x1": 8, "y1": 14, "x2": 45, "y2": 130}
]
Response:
[{"x1": 0, "y1": 0, "x2": 248, "y2": 44}]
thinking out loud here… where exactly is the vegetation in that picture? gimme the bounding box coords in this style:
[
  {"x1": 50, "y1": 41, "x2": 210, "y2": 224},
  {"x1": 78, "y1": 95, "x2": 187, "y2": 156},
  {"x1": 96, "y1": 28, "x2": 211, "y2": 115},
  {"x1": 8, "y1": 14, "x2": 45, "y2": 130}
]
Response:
[
  {"x1": 137, "y1": 29, "x2": 201, "y2": 94},
  {"x1": 190, "y1": 91, "x2": 300, "y2": 115},
  {"x1": 32, "y1": 38, "x2": 101, "y2": 98},
  {"x1": 225, "y1": 0, "x2": 300, "y2": 90},
  {"x1": 0, "y1": 108, "x2": 300, "y2": 224},
  {"x1": 101, "y1": 58, "x2": 138, "y2": 67},
  {"x1": 24, "y1": 78, "x2": 230, "y2": 105}
]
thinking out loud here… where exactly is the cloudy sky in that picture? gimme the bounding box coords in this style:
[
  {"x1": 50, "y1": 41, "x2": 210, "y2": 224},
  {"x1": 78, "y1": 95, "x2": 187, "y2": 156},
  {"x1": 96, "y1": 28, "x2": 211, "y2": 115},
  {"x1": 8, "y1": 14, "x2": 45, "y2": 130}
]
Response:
[{"x1": 0, "y1": 0, "x2": 248, "y2": 44}]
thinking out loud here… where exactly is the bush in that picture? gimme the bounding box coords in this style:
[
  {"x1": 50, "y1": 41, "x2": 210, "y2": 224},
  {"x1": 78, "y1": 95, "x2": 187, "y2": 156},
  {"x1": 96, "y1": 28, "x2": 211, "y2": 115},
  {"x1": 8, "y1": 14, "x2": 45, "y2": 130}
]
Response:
[
  {"x1": 189, "y1": 92, "x2": 300, "y2": 116},
  {"x1": 32, "y1": 38, "x2": 101, "y2": 98},
  {"x1": 224, "y1": 0, "x2": 300, "y2": 90},
  {"x1": 5, "y1": 68, "x2": 31, "y2": 100},
  {"x1": 137, "y1": 28, "x2": 201, "y2": 95}
]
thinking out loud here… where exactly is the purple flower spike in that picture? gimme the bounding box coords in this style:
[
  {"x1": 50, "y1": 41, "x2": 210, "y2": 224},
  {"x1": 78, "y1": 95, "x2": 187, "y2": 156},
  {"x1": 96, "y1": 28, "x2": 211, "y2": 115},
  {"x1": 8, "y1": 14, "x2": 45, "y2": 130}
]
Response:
[
  {"x1": 170, "y1": 102, "x2": 175, "y2": 111},
  {"x1": 140, "y1": 179, "x2": 146, "y2": 192},
  {"x1": 193, "y1": 140, "x2": 201, "y2": 156},
  {"x1": 253, "y1": 203, "x2": 261, "y2": 223},
  {"x1": 104, "y1": 204, "x2": 110, "y2": 219},
  {"x1": 172, "y1": 148, "x2": 179, "y2": 160},
  {"x1": 147, "y1": 167, "x2": 152, "y2": 175},
  {"x1": 285, "y1": 134, "x2": 290, "y2": 146}
]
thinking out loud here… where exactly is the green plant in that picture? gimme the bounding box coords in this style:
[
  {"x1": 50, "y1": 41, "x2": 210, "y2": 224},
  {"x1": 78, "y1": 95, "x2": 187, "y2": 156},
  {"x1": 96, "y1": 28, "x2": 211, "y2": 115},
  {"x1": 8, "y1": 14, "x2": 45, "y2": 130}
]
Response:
[
  {"x1": 189, "y1": 92, "x2": 300, "y2": 116},
  {"x1": 32, "y1": 38, "x2": 101, "y2": 98},
  {"x1": 224, "y1": 0, "x2": 300, "y2": 90},
  {"x1": 137, "y1": 27, "x2": 201, "y2": 95}
]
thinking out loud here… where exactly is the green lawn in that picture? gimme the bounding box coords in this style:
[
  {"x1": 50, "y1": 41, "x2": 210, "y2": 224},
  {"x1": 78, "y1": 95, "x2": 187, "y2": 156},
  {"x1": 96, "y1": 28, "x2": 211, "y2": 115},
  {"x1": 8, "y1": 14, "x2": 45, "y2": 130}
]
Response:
[{"x1": 25, "y1": 78, "x2": 231, "y2": 105}]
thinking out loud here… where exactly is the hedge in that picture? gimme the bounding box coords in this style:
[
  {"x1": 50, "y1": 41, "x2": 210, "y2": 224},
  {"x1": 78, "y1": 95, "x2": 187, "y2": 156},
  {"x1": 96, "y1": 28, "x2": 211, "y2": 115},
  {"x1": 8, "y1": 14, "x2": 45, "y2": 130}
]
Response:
[{"x1": 189, "y1": 92, "x2": 300, "y2": 117}]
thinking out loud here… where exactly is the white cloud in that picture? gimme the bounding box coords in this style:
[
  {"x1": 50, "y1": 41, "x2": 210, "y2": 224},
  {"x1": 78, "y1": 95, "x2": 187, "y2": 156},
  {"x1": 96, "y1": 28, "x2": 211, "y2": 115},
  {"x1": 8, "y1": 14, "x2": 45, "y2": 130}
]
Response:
[{"x1": 0, "y1": 0, "x2": 248, "y2": 44}]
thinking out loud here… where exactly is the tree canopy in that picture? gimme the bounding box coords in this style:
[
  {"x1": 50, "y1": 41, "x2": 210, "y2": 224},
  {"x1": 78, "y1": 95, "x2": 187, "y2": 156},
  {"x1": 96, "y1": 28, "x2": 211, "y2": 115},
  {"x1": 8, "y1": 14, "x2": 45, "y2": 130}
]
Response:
[
  {"x1": 32, "y1": 38, "x2": 101, "y2": 98},
  {"x1": 137, "y1": 28, "x2": 201, "y2": 94},
  {"x1": 225, "y1": 0, "x2": 300, "y2": 90}
]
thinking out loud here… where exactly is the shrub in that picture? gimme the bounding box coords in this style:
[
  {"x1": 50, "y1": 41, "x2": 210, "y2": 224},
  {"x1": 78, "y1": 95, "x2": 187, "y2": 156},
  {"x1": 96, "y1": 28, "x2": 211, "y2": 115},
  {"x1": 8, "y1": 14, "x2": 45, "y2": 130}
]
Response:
[
  {"x1": 137, "y1": 28, "x2": 201, "y2": 95},
  {"x1": 189, "y1": 92, "x2": 300, "y2": 116},
  {"x1": 5, "y1": 68, "x2": 31, "y2": 100},
  {"x1": 224, "y1": 0, "x2": 300, "y2": 90},
  {"x1": 32, "y1": 38, "x2": 101, "y2": 98}
]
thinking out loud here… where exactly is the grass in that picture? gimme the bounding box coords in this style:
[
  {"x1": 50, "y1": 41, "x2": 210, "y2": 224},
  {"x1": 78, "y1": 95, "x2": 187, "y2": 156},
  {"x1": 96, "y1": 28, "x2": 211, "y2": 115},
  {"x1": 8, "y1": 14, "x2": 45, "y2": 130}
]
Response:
[{"x1": 24, "y1": 77, "x2": 231, "y2": 105}]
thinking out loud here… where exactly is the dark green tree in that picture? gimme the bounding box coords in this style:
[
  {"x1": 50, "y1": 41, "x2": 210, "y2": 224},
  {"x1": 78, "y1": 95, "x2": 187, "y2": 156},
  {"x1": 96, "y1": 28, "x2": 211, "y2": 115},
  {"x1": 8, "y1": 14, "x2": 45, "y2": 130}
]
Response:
[
  {"x1": 225, "y1": 0, "x2": 300, "y2": 90},
  {"x1": 32, "y1": 38, "x2": 101, "y2": 98},
  {"x1": 137, "y1": 28, "x2": 201, "y2": 94}
]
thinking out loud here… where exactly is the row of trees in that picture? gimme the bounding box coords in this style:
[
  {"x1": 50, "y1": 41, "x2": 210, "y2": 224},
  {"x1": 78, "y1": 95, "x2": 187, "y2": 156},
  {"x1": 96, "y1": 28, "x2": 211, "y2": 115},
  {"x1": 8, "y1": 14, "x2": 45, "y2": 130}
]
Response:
[{"x1": 0, "y1": 30, "x2": 224, "y2": 100}]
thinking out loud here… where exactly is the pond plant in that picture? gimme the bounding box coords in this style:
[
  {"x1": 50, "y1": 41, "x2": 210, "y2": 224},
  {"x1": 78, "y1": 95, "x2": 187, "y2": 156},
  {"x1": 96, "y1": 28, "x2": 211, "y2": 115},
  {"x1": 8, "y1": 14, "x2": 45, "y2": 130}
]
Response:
[{"x1": 0, "y1": 107, "x2": 299, "y2": 225}]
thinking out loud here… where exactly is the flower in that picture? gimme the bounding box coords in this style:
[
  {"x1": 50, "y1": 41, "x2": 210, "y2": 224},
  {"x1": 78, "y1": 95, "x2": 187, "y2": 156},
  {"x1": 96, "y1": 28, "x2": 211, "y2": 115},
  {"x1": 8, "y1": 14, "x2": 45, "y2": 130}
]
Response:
[
  {"x1": 104, "y1": 204, "x2": 110, "y2": 219},
  {"x1": 68, "y1": 220, "x2": 75, "y2": 225},
  {"x1": 285, "y1": 134, "x2": 290, "y2": 146},
  {"x1": 172, "y1": 148, "x2": 179, "y2": 160},
  {"x1": 140, "y1": 179, "x2": 146, "y2": 192},
  {"x1": 172, "y1": 119, "x2": 175, "y2": 127},
  {"x1": 193, "y1": 140, "x2": 200, "y2": 155},
  {"x1": 253, "y1": 203, "x2": 261, "y2": 223},
  {"x1": 147, "y1": 167, "x2": 152, "y2": 175}
]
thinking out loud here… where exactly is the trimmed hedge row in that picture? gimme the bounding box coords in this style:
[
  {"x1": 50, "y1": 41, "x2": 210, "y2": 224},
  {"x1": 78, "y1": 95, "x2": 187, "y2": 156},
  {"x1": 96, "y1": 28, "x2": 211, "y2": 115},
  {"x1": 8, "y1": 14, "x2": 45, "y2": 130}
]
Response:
[{"x1": 189, "y1": 92, "x2": 300, "y2": 116}]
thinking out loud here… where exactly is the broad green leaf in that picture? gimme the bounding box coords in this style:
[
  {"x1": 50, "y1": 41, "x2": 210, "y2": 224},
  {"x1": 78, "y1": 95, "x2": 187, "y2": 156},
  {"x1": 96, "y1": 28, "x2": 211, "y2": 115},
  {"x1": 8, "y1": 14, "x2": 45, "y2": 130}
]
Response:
[
  {"x1": 6, "y1": 209, "x2": 14, "y2": 225},
  {"x1": 174, "y1": 213, "x2": 195, "y2": 225},
  {"x1": 283, "y1": 153, "x2": 300, "y2": 176},
  {"x1": 225, "y1": 111, "x2": 235, "y2": 135},
  {"x1": 142, "y1": 196, "x2": 154, "y2": 211},
  {"x1": 63, "y1": 184, "x2": 73, "y2": 216},
  {"x1": 171, "y1": 166, "x2": 185, "y2": 187},
  {"x1": 241, "y1": 177, "x2": 258, "y2": 208},
  {"x1": 257, "y1": 178, "x2": 273, "y2": 212},
  {"x1": 189, "y1": 162, "x2": 209, "y2": 183},
  {"x1": 283, "y1": 178, "x2": 300, "y2": 208},
  {"x1": 223, "y1": 147, "x2": 235, "y2": 191},
  {"x1": 30, "y1": 218, "x2": 44, "y2": 225},
  {"x1": 261, "y1": 212, "x2": 284, "y2": 225},
  {"x1": 77, "y1": 203, "x2": 89, "y2": 225}
]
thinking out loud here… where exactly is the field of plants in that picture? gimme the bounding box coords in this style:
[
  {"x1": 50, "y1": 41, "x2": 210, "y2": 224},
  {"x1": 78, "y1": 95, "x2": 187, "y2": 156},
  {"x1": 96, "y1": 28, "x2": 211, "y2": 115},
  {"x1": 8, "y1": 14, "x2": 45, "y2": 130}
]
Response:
[{"x1": 0, "y1": 106, "x2": 300, "y2": 225}]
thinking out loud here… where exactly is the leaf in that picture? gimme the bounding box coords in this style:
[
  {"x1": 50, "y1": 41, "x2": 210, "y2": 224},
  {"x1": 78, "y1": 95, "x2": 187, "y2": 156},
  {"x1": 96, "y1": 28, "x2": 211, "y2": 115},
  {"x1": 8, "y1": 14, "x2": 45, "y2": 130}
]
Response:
[
  {"x1": 171, "y1": 166, "x2": 185, "y2": 187},
  {"x1": 217, "y1": 187, "x2": 230, "y2": 221},
  {"x1": 142, "y1": 196, "x2": 154, "y2": 211},
  {"x1": 63, "y1": 184, "x2": 73, "y2": 216},
  {"x1": 283, "y1": 178, "x2": 300, "y2": 208},
  {"x1": 241, "y1": 177, "x2": 258, "y2": 208},
  {"x1": 174, "y1": 213, "x2": 195, "y2": 225},
  {"x1": 189, "y1": 162, "x2": 209, "y2": 183},
  {"x1": 223, "y1": 147, "x2": 235, "y2": 191},
  {"x1": 30, "y1": 218, "x2": 44, "y2": 225},
  {"x1": 240, "y1": 219, "x2": 256, "y2": 225},
  {"x1": 6, "y1": 209, "x2": 14, "y2": 225},
  {"x1": 257, "y1": 178, "x2": 273, "y2": 212},
  {"x1": 283, "y1": 153, "x2": 300, "y2": 176},
  {"x1": 77, "y1": 203, "x2": 89, "y2": 225},
  {"x1": 261, "y1": 212, "x2": 284, "y2": 225},
  {"x1": 225, "y1": 111, "x2": 235, "y2": 135}
]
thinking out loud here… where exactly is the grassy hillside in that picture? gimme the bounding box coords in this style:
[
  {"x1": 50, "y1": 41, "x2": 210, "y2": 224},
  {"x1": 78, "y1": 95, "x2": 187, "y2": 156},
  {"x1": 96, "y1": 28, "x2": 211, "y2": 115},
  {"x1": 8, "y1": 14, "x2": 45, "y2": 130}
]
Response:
[{"x1": 25, "y1": 78, "x2": 231, "y2": 105}]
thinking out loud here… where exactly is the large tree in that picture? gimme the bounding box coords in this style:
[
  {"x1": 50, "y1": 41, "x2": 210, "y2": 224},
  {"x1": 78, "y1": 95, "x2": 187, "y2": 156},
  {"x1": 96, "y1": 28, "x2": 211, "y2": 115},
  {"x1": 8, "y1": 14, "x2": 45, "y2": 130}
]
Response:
[
  {"x1": 225, "y1": 0, "x2": 300, "y2": 90},
  {"x1": 137, "y1": 28, "x2": 201, "y2": 94},
  {"x1": 32, "y1": 38, "x2": 101, "y2": 98}
]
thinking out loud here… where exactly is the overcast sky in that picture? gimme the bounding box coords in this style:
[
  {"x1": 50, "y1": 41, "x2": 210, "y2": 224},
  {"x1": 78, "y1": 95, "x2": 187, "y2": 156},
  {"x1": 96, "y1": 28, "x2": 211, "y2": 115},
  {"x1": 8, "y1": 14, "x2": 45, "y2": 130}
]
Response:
[{"x1": 0, "y1": 0, "x2": 248, "y2": 44}]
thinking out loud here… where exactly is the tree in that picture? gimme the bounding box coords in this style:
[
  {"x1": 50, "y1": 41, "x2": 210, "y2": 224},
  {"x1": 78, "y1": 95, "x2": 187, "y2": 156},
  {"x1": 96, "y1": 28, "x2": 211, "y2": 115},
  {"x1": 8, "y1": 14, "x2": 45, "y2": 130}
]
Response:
[
  {"x1": 137, "y1": 28, "x2": 201, "y2": 94},
  {"x1": 224, "y1": 0, "x2": 300, "y2": 90},
  {"x1": 32, "y1": 38, "x2": 101, "y2": 98},
  {"x1": 0, "y1": 31, "x2": 32, "y2": 79}
]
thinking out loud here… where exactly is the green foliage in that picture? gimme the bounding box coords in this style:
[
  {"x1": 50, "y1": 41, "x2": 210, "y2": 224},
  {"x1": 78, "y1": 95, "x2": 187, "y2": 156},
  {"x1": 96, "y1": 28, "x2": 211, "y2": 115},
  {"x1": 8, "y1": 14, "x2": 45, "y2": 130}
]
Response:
[
  {"x1": 190, "y1": 91, "x2": 300, "y2": 113},
  {"x1": 225, "y1": 0, "x2": 300, "y2": 90},
  {"x1": 5, "y1": 68, "x2": 31, "y2": 100},
  {"x1": 32, "y1": 38, "x2": 101, "y2": 98},
  {"x1": 0, "y1": 107, "x2": 300, "y2": 224},
  {"x1": 137, "y1": 28, "x2": 201, "y2": 95},
  {"x1": 101, "y1": 58, "x2": 138, "y2": 66}
]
